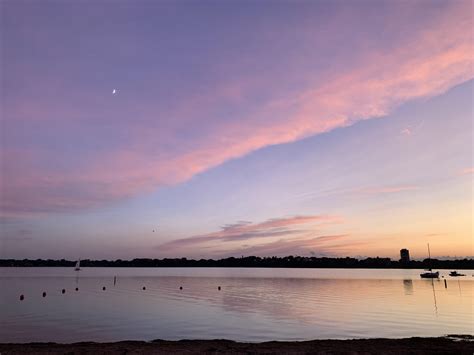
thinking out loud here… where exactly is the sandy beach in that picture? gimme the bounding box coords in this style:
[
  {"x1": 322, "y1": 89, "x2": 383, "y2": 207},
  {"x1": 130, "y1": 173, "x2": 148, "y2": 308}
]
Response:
[{"x1": 1, "y1": 336, "x2": 473, "y2": 354}]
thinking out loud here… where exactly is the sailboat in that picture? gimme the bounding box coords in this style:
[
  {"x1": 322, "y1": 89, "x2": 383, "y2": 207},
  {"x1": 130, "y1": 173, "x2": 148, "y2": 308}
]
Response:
[
  {"x1": 420, "y1": 244, "x2": 439, "y2": 279},
  {"x1": 74, "y1": 259, "x2": 81, "y2": 271}
]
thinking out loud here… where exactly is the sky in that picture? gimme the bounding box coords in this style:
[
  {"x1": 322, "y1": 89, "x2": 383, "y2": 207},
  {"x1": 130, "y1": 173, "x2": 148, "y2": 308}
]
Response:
[{"x1": 1, "y1": 0, "x2": 473, "y2": 260}]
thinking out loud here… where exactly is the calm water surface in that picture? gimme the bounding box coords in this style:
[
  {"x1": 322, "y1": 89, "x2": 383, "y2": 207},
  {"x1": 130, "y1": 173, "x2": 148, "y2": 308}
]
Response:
[{"x1": 0, "y1": 268, "x2": 472, "y2": 342}]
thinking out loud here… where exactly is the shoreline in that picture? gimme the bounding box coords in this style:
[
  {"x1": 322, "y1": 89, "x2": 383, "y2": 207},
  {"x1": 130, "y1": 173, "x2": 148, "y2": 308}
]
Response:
[
  {"x1": 1, "y1": 336, "x2": 473, "y2": 354},
  {"x1": 2, "y1": 256, "x2": 473, "y2": 270},
  {"x1": 2, "y1": 266, "x2": 474, "y2": 271}
]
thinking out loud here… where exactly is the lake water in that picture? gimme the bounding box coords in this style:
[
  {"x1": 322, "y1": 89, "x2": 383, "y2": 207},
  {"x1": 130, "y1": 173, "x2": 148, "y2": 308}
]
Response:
[{"x1": 0, "y1": 267, "x2": 472, "y2": 343}]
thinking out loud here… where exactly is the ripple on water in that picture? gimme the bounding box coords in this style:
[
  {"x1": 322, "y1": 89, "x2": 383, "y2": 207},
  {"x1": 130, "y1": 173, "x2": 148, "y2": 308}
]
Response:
[{"x1": 0, "y1": 268, "x2": 472, "y2": 342}]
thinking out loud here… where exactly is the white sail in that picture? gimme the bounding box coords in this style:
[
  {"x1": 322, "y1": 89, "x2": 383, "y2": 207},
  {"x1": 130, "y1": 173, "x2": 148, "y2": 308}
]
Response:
[{"x1": 75, "y1": 259, "x2": 81, "y2": 271}]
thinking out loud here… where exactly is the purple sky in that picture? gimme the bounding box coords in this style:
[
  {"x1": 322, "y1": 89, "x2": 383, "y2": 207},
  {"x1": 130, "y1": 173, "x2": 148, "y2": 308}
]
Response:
[{"x1": 1, "y1": 0, "x2": 473, "y2": 259}]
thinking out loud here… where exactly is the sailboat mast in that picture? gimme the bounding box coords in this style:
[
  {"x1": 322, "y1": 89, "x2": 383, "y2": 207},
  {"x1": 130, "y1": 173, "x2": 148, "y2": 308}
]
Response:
[{"x1": 427, "y1": 243, "x2": 431, "y2": 271}]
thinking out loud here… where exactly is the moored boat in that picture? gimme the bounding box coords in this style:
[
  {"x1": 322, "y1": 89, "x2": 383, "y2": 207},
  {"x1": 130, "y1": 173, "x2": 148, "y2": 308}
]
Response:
[
  {"x1": 420, "y1": 244, "x2": 438, "y2": 279},
  {"x1": 420, "y1": 271, "x2": 439, "y2": 278}
]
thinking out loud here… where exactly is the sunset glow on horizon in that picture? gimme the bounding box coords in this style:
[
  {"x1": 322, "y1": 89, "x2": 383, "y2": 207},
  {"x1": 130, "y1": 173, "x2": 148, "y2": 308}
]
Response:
[{"x1": 1, "y1": 0, "x2": 472, "y2": 260}]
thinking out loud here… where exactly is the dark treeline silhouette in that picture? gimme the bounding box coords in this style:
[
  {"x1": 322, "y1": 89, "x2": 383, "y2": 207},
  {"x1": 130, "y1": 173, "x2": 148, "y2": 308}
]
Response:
[{"x1": 0, "y1": 256, "x2": 473, "y2": 269}]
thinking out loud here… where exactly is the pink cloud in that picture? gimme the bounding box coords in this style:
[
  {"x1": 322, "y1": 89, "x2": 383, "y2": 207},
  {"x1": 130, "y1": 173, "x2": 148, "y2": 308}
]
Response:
[
  {"x1": 459, "y1": 167, "x2": 474, "y2": 175},
  {"x1": 217, "y1": 235, "x2": 369, "y2": 258},
  {"x1": 400, "y1": 120, "x2": 425, "y2": 137},
  {"x1": 157, "y1": 215, "x2": 342, "y2": 256},
  {"x1": 1, "y1": 2, "x2": 473, "y2": 215},
  {"x1": 400, "y1": 128, "x2": 412, "y2": 136}
]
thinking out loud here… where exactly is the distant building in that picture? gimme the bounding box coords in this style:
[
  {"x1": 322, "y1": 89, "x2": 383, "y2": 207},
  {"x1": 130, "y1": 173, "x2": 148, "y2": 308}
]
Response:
[{"x1": 400, "y1": 249, "x2": 410, "y2": 263}]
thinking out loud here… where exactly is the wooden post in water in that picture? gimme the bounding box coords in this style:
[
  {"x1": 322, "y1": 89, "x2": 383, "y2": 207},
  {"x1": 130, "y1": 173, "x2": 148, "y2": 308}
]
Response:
[{"x1": 444, "y1": 279, "x2": 447, "y2": 288}]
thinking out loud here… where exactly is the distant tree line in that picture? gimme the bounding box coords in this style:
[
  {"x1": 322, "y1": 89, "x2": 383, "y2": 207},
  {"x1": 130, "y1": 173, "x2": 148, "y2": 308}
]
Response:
[{"x1": 0, "y1": 256, "x2": 473, "y2": 269}]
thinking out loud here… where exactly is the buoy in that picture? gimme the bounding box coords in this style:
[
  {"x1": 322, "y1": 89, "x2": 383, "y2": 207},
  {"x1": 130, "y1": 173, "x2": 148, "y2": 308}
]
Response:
[
  {"x1": 102, "y1": 286, "x2": 106, "y2": 291},
  {"x1": 179, "y1": 286, "x2": 183, "y2": 290},
  {"x1": 42, "y1": 292, "x2": 47, "y2": 297},
  {"x1": 75, "y1": 287, "x2": 79, "y2": 291},
  {"x1": 19, "y1": 294, "x2": 24, "y2": 301},
  {"x1": 61, "y1": 289, "x2": 66, "y2": 294},
  {"x1": 218, "y1": 286, "x2": 221, "y2": 290},
  {"x1": 142, "y1": 286, "x2": 146, "y2": 290}
]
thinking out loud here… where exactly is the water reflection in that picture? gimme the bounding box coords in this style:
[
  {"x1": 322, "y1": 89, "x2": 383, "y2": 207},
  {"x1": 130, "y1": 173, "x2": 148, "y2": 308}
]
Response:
[
  {"x1": 430, "y1": 279, "x2": 438, "y2": 316},
  {"x1": 457, "y1": 279, "x2": 462, "y2": 296},
  {"x1": 402, "y1": 279, "x2": 413, "y2": 295},
  {"x1": 0, "y1": 268, "x2": 472, "y2": 343}
]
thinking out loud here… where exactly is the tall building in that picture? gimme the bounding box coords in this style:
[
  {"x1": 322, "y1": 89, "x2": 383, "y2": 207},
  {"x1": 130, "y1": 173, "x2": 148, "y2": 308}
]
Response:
[{"x1": 400, "y1": 249, "x2": 410, "y2": 263}]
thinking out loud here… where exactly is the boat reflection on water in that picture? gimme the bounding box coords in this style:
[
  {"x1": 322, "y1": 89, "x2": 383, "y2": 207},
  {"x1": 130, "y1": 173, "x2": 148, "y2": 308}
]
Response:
[{"x1": 430, "y1": 279, "x2": 438, "y2": 316}]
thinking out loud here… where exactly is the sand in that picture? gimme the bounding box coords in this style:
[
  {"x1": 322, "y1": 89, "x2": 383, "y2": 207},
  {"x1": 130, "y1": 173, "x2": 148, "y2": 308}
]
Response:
[{"x1": 1, "y1": 336, "x2": 473, "y2": 354}]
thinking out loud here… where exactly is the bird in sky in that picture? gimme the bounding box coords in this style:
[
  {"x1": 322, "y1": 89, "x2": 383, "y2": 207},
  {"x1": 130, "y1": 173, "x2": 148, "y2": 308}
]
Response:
[{"x1": 112, "y1": 89, "x2": 117, "y2": 95}]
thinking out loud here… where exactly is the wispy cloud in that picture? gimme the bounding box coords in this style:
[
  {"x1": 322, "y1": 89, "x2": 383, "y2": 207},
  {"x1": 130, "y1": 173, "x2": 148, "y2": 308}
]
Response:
[
  {"x1": 401, "y1": 120, "x2": 425, "y2": 136},
  {"x1": 353, "y1": 185, "x2": 419, "y2": 195},
  {"x1": 459, "y1": 167, "x2": 474, "y2": 175},
  {"x1": 2, "y1": 2, "x2": 472, "y2": 216},
  {"x1": 295, "y1": 184, "x2": 420, "y2": 202},
  {"x1": 157, "y1": 215, "x2": 342, "y2": 256},
  {"x1": 220, "y1": 235, "x2": 365, "y2": 258},
  {"x1": 400, "y1": 128, "x2": 412, "y2": 136}
]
